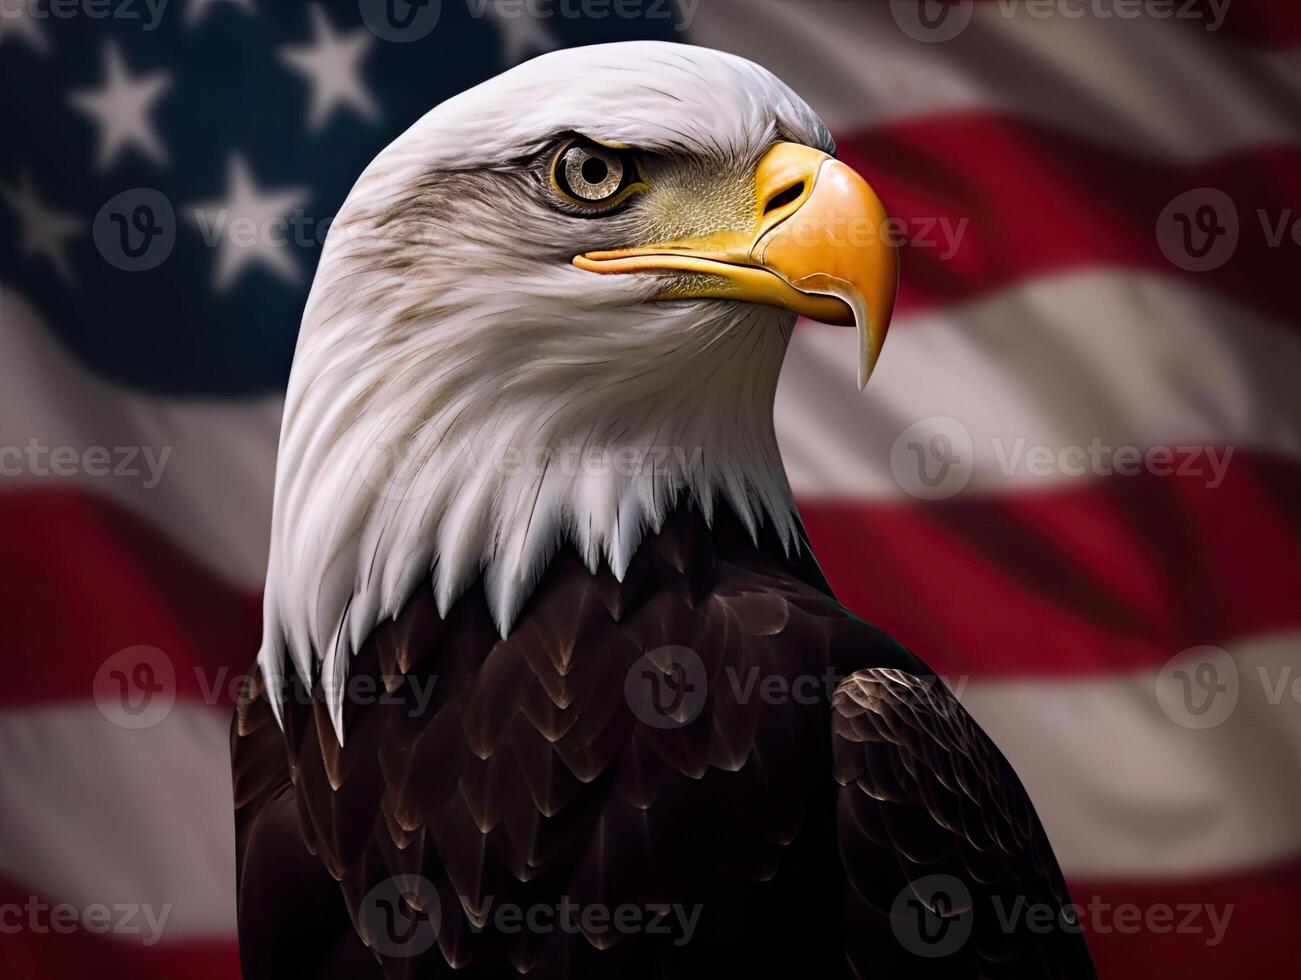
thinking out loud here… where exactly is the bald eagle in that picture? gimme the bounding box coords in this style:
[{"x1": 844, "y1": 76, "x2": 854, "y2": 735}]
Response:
[{"x1": 233, "y1": 42, "x2": 1095, "y2": 980}]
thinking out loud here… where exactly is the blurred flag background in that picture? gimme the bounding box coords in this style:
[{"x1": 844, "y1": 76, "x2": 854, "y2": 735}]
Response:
[{"x1": 2, "y1": 1, "x2": 1298, "y2": 976}]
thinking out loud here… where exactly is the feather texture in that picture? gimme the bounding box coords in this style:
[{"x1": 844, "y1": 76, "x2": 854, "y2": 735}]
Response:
[{"x1": 235, "y1": 502, "x2": 1094, "y2": 978}]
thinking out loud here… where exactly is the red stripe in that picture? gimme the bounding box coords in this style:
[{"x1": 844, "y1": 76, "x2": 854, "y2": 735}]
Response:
[
  {"x1": 3, "y1": 934, "x2": 236, "y2": 980},
  {"x1": 837, "y1": 116, "x2": 1301, "y2": 323},
  {"x1": 1069, "y1": 858, "x2": 1301, "y2": 978},
  {"x1": 1215, "y1": 1, "x2": 1301, "y2": 45},
  {"x1": 1, "y1": 446, "x2": 1296, "y2": 713},
  {"x1": 967, "y1": 0, "x2": 1301, "y2": 46},
  {"x1": 799, "y1": 450, "x2": 1301, "y2": 677},
  {"x1": 0, "y1": 877, "x2": 237, "y2": 980},
  {"x1": 4, "y1": 452, "x2": 1298, "y2": 708},
  {"x1": 0, "y1": 489, "x2": 261, "y2": 711}
]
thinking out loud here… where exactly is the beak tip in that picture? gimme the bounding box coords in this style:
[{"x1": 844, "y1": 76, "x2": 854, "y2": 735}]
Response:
[{"x1": 857, "y1": 357, "x2": 874, "y2": 392}]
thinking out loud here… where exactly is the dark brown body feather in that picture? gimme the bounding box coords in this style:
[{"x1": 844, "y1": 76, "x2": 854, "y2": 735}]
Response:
[{"x1": 232, "y1": 503, "x2": 1095, "y2": 978}]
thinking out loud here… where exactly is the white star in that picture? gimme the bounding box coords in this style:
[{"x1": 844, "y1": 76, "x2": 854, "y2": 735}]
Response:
[
  {"x1": 485, "y1": 1, "x2": 557, "y2": 64},
  {"x1": 1, "y1": 172, "x2": 83, "y2": 284},
  {"x1": 188, "y1": 154, "x2": 309, "y2": 292},
  {"x1": 277, "y1": 6, "x2": 378, "y2": 132},
  {"x1": 186, "y1": 0, "x2": 256, "y2": 28},
  {"x1": 69, "y1": 41, "x2": 173, "y2": 170}
]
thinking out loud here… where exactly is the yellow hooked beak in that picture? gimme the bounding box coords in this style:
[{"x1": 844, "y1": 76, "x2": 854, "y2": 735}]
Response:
[{"x1": 573, "y1": 142, "x2": 898, "y2": 388}]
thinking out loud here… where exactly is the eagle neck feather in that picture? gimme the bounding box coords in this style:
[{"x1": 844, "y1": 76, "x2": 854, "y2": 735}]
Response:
[{"x1": 259, "y1": 284, "x2": 802, "y2": 743}]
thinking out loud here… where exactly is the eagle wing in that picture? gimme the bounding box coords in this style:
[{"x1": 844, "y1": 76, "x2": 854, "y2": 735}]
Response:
[{"x1": 832, "y1": 668, "x2": 1097, "y2": 978}]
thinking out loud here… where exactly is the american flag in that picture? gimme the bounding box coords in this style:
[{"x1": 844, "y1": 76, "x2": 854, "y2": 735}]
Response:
[{"x1": 2, "y1": 1, "x2": 1298, "y2": 976}]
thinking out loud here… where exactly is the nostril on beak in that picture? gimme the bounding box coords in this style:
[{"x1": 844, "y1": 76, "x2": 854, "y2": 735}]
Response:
[{"x1": 763, "y1": 181, "x2": 805, "y2": 216}]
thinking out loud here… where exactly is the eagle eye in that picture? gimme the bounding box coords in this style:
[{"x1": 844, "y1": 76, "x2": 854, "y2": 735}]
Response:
[{"x1": 551, "y1": 140, "x2": 642, "y2": 212}]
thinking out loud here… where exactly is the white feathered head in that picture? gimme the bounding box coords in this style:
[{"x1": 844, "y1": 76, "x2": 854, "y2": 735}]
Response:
[{"x1": 259, "y1": 41, "x2": 898, "y2": 738}]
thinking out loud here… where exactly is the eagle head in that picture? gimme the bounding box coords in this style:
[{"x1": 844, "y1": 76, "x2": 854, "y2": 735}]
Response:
[{"x1": 260, "y1": 41, "x2": 898, "y2": 738}]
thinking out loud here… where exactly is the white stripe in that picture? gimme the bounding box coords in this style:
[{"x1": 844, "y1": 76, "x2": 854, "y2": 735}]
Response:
[
  {"x1": 8, "y1": 269, "x2": 1297, "y2": 560},
  {"x1": 0, "y1": 704, "x2": 236, "y2": 939},
  {"x1": 0, "y1": 285, "x2": 280, "y2": 588},
  {"x1": 777, "y1": 270, "x2": 1301, "y2": 498},
  {"x1": 961, "y1": 632, "x2": 1301, "y2": 877},
  {"x1": 691, "y1": 0, "x2": 1300, "y2": 159}
]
